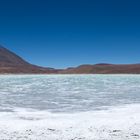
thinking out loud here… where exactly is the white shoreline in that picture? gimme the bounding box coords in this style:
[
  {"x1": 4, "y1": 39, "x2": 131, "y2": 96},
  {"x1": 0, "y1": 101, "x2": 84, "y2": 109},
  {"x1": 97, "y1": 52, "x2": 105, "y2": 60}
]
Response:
[{"x1": 0, "y1": 104, "x2": 140, "y2": 140}]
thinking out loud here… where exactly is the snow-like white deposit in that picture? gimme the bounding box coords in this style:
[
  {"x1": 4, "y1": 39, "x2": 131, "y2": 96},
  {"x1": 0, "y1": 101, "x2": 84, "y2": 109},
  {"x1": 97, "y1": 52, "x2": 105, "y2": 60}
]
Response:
[
  {"x1": 0, "y1": 75, "x2": 140, "y2": 139},
  {"x1": 0, "y1": 104, "x2": 140, "y2": 140}
]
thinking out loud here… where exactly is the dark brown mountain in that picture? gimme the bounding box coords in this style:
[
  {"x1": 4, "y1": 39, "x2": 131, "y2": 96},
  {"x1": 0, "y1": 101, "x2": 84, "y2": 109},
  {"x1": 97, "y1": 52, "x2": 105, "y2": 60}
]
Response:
[
  {"x1": 0, "y1": 45, "x2": 58, "y2": 74},
  {"x1": 1, "y1": 45, "x2": 140, "y2": 74},
  {"x1": 60, "y1": 63, "x2": 140, "y2": 74}
]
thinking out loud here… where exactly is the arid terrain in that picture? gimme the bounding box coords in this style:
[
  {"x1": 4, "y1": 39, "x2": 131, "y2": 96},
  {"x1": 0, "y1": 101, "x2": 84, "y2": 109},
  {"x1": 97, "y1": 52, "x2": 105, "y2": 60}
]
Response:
[{"x1": 1, "y1": 45, "x2": 140, "y2": 74}]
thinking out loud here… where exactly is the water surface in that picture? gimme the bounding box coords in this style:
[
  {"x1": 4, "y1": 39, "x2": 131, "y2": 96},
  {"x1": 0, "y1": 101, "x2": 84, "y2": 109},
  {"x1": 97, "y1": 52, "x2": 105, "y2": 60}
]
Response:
[{"x1": 0, "y1": 74, "x2": 140, "y2": 113}]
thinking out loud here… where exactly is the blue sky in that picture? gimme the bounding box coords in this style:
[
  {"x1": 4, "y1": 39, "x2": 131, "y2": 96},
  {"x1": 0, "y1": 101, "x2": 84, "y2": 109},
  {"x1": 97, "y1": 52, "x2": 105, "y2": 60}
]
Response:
[{"x1": 0, "y1": 0, "x2": 140, "y2": 68}]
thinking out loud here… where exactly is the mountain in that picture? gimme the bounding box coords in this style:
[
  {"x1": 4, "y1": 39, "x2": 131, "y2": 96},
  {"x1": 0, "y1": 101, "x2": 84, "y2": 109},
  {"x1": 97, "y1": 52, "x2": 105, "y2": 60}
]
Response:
[
  {"x1": 1, "y1": 45, "x2": 140, "y2": 74},
  {"x1": 60, "y1": 63, "x2": 140, "y2": 74},
  {"x1": 0, "y1": 45, "x2": 58, "y2": 73}
]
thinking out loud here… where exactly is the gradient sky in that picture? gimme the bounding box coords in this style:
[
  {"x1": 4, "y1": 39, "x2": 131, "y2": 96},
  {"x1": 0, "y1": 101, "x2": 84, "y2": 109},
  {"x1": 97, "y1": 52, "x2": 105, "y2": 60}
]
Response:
[{"x1": 0, "y1": 0, "x2": 140, "y2": 68}]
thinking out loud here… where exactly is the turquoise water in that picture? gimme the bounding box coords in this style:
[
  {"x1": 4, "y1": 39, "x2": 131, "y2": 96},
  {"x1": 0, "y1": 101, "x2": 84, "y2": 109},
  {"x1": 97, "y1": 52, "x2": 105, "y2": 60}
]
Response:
[{"x1": 0, "y1": 74, "x2": 140, "y2": 113}]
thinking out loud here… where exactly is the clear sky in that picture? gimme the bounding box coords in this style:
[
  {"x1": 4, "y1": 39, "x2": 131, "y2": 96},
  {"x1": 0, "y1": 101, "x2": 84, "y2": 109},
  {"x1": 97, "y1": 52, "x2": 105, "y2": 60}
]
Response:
[{"x1": 0, "y1": 0, "x2": 140, "y2": 68}]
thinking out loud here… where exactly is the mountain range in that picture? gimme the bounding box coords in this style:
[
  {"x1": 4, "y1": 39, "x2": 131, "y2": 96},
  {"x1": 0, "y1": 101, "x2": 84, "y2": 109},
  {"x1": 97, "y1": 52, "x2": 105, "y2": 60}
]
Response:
[{"x1": 0, "y1": 45, "x2": 140, "y2": 74}]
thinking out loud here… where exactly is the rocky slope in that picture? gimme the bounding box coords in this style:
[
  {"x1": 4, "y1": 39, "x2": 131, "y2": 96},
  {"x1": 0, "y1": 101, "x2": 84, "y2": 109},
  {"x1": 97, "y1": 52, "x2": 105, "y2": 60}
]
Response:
[{"x1": 0, "y1": 46, "x2": 58, "y2": 74}]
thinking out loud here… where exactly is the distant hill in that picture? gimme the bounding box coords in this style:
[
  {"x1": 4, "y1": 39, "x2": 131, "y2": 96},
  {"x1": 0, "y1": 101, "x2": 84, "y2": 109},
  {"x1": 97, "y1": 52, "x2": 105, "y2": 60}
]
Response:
[
  {"x1": 1, "y1": 45, "x2": 140, "y2": 74},
  {"x1": 60, "y1": 64, "x2": 140, "y2": 74}
]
